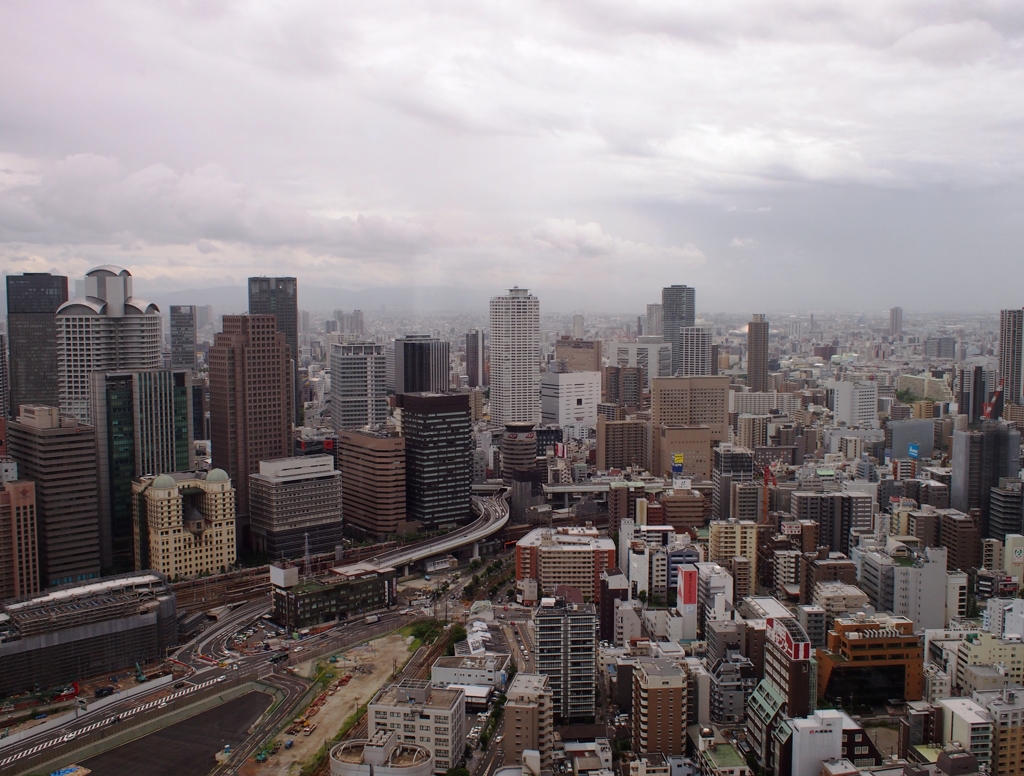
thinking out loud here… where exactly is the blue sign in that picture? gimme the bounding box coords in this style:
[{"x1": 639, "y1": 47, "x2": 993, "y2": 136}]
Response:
[{"x1": 908, "y1": 443, "x2": 919, "y2": 460}]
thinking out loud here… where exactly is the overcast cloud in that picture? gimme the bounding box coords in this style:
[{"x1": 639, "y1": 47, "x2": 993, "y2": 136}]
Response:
[{"x1": 2, "y1": 1, "x2": 1023, "y2": 312}]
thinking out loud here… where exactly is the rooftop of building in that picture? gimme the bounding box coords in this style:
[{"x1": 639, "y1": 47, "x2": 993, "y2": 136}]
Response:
[
  {"x1": 937, "y1": 697, "x2": 991, "y2": 724},
  {"x1": 508, "y1": 673, "x2": 550, "y2": 695},
  {"x1": 518, "y1": 526, "x2": 615, "y2": 551},
  {"x1": 374, "y1": 679, "x2": 463, "y2": 710},
  {"x1": 433, "y1": 654, "x2": 510, "y2": 671},
  {"x1": 701, "y1": 742, "x2": 745, "y2": 769}
]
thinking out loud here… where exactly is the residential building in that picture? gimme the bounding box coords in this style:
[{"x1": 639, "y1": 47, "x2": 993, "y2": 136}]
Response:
[
  {"x1": 708, "y1": 520, "x2": 758, "y2": 597},
  {"x1": 646, "y1": 304, "x2": 663, "y2": 337},
  {"x1": 368, "y1": 679, "x2": 466, "y2": 774},
  {"x1": 5, "y1": 272, "x2": 67, "y2": 412},
  {"x1": 396, "y1": 393, "x2": 472, "y2": 532},
  {"x1": 596, "y1": 417, "x2": 649, "y2": 471},
  {"x1": 540, "y1": 371, "x2": 600, "y2": 438},
  {"x1": 209, "y1": 314, "x2": 294, "y2": 546},
  {"x1": 394, "y1": 335, "x2": 450, "y2": 394},
  {"x1": 56, "y1": 266, "x2": 161, "y2": 424},
  {"x1": 7, "y1": 405, "x2": 99, "y2": 587},
  {"x1": 515, "y1": 526, "x2": 616, "y2": 605},
  {"x1": 661, "y1": 285, "x2": 696, "y2": 375},
  {"x1": 712, "y1": 445, "x2": 754, "y2": 521},
  {"x1": 0, "y1": 476, "x2": 38, "y2": 601},
  {"x1": 955, "y1": 632, "x2": 1024, "y2": 689},
  {"x1": 951, "y1": 423, "x2": 1021, "y2": 535},
  {"x1": 763, "y1": 616, "x2": 814, "y2": 717},
  {"x1": 91, "y1": 370, "x2": 194, "y2": 568},
  {"x1": 678, "y1": 326, "x2": 714, "y2": 377},
  {"x1": 1000, "y1": 308, "x2": 1024, "y2": 407},
  {"x1": 503, "y1": 673, "x2": 555, "y2": 770},
  {"x1": 890, "y1": 307, "x2": 903, "y2": 337},
  {"x1": 170, "y1": 305, "x2": 197, "y2": 371},
  {"x1": 533, "y1": 598, "x2": 598, "y2": 722},
  {"x1": 709, "y1": 653, "x2": 757, "y2": 725},
  {"x1": 974, "y1": 689, "x2": 1024, "y2": 776},
  {"x1": 132, "y1": 469, "x2": 236, "y2": 577},
  {"x1": 248, "y1": 276, "x2": 299, "y2": 423},
  {"x1": 989, "y1": 478, "x2": 1024, "y2": 542},
  {"x1": 855, "y1": 546, "x2": 949, "y2": 631},
  {"x1": 938, "y1": 698, "x2": 993, "y2": 770},
  {"x1": 790, "y1": 491, "x2": 872, "y2": 556},
  {"x1": 632, "y1": 657, "x2": 688, "y2": 755},
  {"x1": 941, "y1": 509, "x2": 983, "y2": 572},
  {"x1": 337, "y1": 429, "x2": 406, "y2": 540},
  {"x1": 330, "y1": 342, "x2": 388, "y2": 431},
  {"x1": 605, "y1": 366, "x2": 644, "y2": 409},
  {"x1": 249, "y1": 456, "x2": 342, "y2": 559},
  {"x1": 489, "y1": 287, "x2": 540, "y2": 424},
  {"x1": 746, "y1": 315, "x2": 769, "y2": 393}
]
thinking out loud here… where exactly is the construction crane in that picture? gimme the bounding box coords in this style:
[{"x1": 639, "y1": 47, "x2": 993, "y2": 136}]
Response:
[
  {"x1": 761, "y1": 464, "x2": 778, "y2": 524},
  {"x1": 982, "y1": 378, "x2": 1004, "y2": 421}
]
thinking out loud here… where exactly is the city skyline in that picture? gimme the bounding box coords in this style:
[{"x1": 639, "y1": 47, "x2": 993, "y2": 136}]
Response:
[{"x1": 2, "y1": 5, "x2": 1024, "y2": 312}]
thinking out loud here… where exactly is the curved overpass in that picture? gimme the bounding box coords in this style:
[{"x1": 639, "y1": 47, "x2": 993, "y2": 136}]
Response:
[{"x1": 333, "y1": 488, "x2": 509, "y2": 576}]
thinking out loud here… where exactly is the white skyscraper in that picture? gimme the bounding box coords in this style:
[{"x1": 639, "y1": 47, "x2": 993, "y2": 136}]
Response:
[
  {"x1": 677, "y1": 325, "x2": 714, "y2": 377},
  {"x1": 490, "y1": 287, "x2": 540, "y2": 424},
  {"x1": 56, "y1": 266, "x2": 162, "y2": 424},
  {"x1": 646, "y1": 303, "x2": 663, "y2": 337},
  {"x1": 330, "y1": 342, "x2": 388, "y2": 431},
  {"x1": 540, "y1": 371, "x2": 600, "y2": 439},
  {"x1": 572, "y1": 314, "x2": 585, "y2": 339}
]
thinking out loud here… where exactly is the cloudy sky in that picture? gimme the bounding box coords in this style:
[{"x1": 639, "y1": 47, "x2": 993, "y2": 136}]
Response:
[{"x1": 2, "y1": 2, "x2": 1023, "y2": 313}]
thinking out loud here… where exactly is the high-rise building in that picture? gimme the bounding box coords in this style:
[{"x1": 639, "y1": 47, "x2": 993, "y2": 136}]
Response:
[
  {"x1": 553, "y1": 338, "x2": 602, "y2": 373},
  {"x1": 209, "y1": 314, "x2": 294, "y2": 546},
  {"x1": 989, "y1": 478, "x2": 1023, "y2": 542},
  {"x1": 91, "y1": 370, "x2": 194, "y2": 568},
  {"x1": 170, "y1": 305, "x2": 197, "y2": 372},
  {"x1": 939, "y1": 508, "x2": 982, "y2": 572},
  {"x1": 7, "y1": 405, "x2": 99, "y2": 587},
  {"x1": 662, "y1": 285, "x2": 696, "y2": 374},
  {"x1": 951, "y1": 423, "x2": 1022, "y2": 535},
  {"x1": 515, "y1": 526, "x2": 616, "y2": 605},
  {"x1": 0, "y1": 334, "x2": 8, "y2": 420},
  {"x1": 337, "y1": 429, "x2": 406, "y2": 540},
  {"x1": 533, "y1": 598, "x2": 597, "y2": 722},
  {"x1": 466, "y1": 329, "x2": 485, "y2": 388},
  {"x1": 489, "y1": 287, "x2": 540, "y2": 424},
  {"x1": 712, "y1": 445, "x2": 754, "y2": 521},
  {"x1": 651, "y1": 376, "x2": 730, "y2": 442},
  {"x1": 5, "y1": 273, "x2": 68, "y2": 414},
  {"x1": 540, "y1": 371, "x2": 600, "y2": 437},
  {"x1": 1000, "y1": 309, "x2": 1024, "y2": 407},
  {"x1": 889, "y1": 306, "x2": 903, "y2": 337},
  {"x1": 396, "y1": 393, "x2": 472, "y2": 532},
  {"x1": 248, "y1": 276, "x2": 299, "y2": 422},
  {"x1": 0, "y1": 476, "x2": 39, "y2": 601},
  {"x1": 677, "y1": 326, "x2": 714, "y2": 377},
  {"x1": 709, "y1": 519, "x2": 759, "y2": 597},
  {"x1": 974, "y1": 689, "x2": 1024, "y2": 776},
  {"x1": 132, "y1": 469, "x2": 236, "y2": 576},
  {"x1": 604, "y1": 366, "x2": 643, "y2": 409},
  {"x1": 595, "y1": 417, "x2": 649, "y2": 471},
  {"x1": 330, "y1": 342, "x2": 388, "y2": 431},
  {"x1": 789, "y1": 491, "x2": 872, "y2": 556},
  {"x1": 825, "y1": 379, "x2": 880, "y2": 428},
  {"x1": 55, "y1": 267, "x2": 161, "y2": 424},
  {"x1": 572, "y1": 314, "x2": 585, "y2": 339},
  {"x1": 249, "y1": 456, "x2": 342, "y2": 559},
  {"x1": 956, "y1": 364, "x2": 997, "y2": 425},
  {"x1": 610, "y1": 338, "x2": 672, "y2": 392},
  {"x1": 632, "y1": 657, "x2": 689, "y2": 755},
  {"x1": 646, "y1": 304, "x2": 663, "y2": 337},
  {"x1": 394, "y1": 335, "x2": 450, "y2": 394},
  {"x1": 503, "y1": 673, "x2": 555, "y2": 770},
  {"x1": 746, "y1": 314, "x2": 769, "y2": 393}
]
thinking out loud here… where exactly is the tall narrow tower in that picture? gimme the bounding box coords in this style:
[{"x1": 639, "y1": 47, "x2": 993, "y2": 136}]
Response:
[
  {"x1": 889, "y1": 306, "x2": 903, "y2": 338},
  {"x1": 248, "y1": 277, "x2": 299, "y2": 422},
  {"x1": 999, "y1": 309, "x2": 1024, "y2": 407},
  {"x1": 747, "y1": 314, "x2": 769, "y2": 393},
  {"x1": 677, "y1": 325, "x2": 714, "y2": 377},
  {"x1": 489, "y1": 287, "x2": 540, "y2": 424},
  {"x1": 170, "y1": 305, "x2": 198, "y2": 371},
  {"x1": 330, "y1": 342, "x2": 388, "y2": 431},
  {"x1": 661, "y1": 285, "x2": 695, "y2": 375},
  {"x1": 466, "y1": 329, "x2": 485, "y2": 388},
  {"x1": 5, "y1": 273, "x2": 68, "y2": 414}
]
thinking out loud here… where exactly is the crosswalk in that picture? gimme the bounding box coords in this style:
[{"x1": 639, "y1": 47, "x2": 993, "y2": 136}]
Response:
[{"x1": 0, "y1": 676, "x2": 225, "y2": 769}]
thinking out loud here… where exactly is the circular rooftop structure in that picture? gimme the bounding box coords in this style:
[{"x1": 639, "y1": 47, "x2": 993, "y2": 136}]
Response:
[
  {"x1": 331, "y1": 731, "x2": 433, "y2": 776},
  {"x1": 152, "y1": 474, "x2": 176, "y2": 489},
  {"x1": 206, "y1": 468, "x2": 230, "y2": 483}
]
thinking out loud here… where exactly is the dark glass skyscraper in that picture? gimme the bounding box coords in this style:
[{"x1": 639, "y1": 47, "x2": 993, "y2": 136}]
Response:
[
  {"x1": 170, "y1": 305, "x2": 197, "y2": 371},
  {"x1": 661, "y1": 284, "x2": 695, "y2": 375},
  {"x1": 394, "y1": 334, "x2": 450, "y2": 394},
  {"x1": 396, "y1": 393, "x2": 472, "y2": 531},
  {"x1": 466, "y1": 329, "x2": 485, "y2": 388},
  {"x1": 5, "y1": 273, "x2": 68, "y2": 415},
  {"x1": 747, "y1": 313, "x2": 770, "y2": 392},
  {"x1": 248, "y1": 276, "x2": 299, "y2": 422}
]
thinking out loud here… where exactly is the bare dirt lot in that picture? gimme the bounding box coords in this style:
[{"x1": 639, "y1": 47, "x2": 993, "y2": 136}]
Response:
[{"x1": 236, "y1": 633, "x2": 415, "y2": 776}]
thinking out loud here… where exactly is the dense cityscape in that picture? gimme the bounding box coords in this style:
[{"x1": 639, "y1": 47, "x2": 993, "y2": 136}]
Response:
[{"x1": 0, "y1": 273, "x2": 1021, "y2": 776}]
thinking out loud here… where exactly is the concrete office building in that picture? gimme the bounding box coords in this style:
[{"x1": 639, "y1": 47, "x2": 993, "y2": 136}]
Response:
[
  {"x1": 56, "y1": 266, "x2": 161, "y2": 424},
  {"x1": 610, "y1": 338, "x2": 673, "y2": 391},
  {"x1": 170, "y1": 305, "x2": 197, "y2": 371},
  {"x1": 7, "y1": 405, "x2": 99, "y2": 587},
  {"x1": 0, "y1": 572, "x2": 177, "y2": 697},
  {"x1": 503, "y1": 673, "x2": 555, "y2": 770},
  {"x1": 533, "y1": 598, "x2": 598, "y2": 722},
  {"x1": 431, "y1": 654, "x2": 511, "y2": 689},
  {"x1": 515, "y1": 526, "x2": 616, "y2": 605},
  {"x1": 646, "y1": 304, "x2": 663, "y2": 337},
  {"x1": 553, "y1": 338, "x2": 602, "y2": 374},
  {"x1": 677, "y1": 326, "x2": 714, "y2": 377},
  {"x1": 248, "y1": 276, "x2": 300, "y2": 422},
  {"x1": 92, "y1": 370, "x2": 194, "y2": 568},
  {"x1": 790, "y1": 491, "x2": 872, "y2": 555},
  {"x1": 489, "y1": 287, "x2": 540, "y2": 424},
  {"x1": 605, "y1": 366, "x2": 644, "y2": 409},
  {"x1": 656, "y1": 425, "x2": 712, "y2": 481},
  {"x1": 661, "y1": 285, "x2": 696, "y2": 375},
  {"x1": 249, "y1": 456, "x2": 342, "y2": 559},
  {"x1": 940, "y1": 509, "x2": 982, "y2": 572},
  {"x1": 368, "y1": 679, "x2": 466, "y2": 774},
  {"x1": 938, "y1": 699, "x2": 993, "y2": 770},
  {"x1": 0, "y1": 476, "x2": 38, "y2": 601},
  {"x1": 856, "y1": 546, "x2": 949, "y2": 631},
  {"x1": 466, "y1": 329, "x2": 485, "y2": 388},
  {"x1": 632, "y1": 657, "x2": 688, "y2": 755},
  {"x1": 889, "y1": 307, "x2": 903, "y2": 337},
  {"x1": 826, "y1": 380, "x2": 879, "y2": 428},
  {"x1": 394, "y1": 335, "x2": 450, "y2": 394},
  {"x1": 331, "y1": 342, "x2": 388, "y2": 431},
  {"x1": 133, "y1": 469, "x2": 236, "y2": 577},
  {"x1": 0, "y1": 334, "x2": 7, "y2": 419},
  {"x1": 988, "y1": 478, "x2": 1023, "y2": 542},
  {"x1": 737, "y1": 414, "x2": 770, "y2": 449},
  {"x1": 210, "y1": 314, "x2": 294, "y2": 546},
  {"x1": 540, "y1": 371, "x2": 600, "y2": 438},
  {"x1": 5, "y1": 272, "x2": 68, "y2": 413},
  {"x1": 1000, "y1": 308, "x2": 1024, "y2": 407},
  {"x1": 651, "y1": 376, "x2": 730, "y2": 443},
  {"x1": 271, "y1": 563, "x2": 395, "y2": 630},
  {"x1": 396, "y1": 393, "x2": 472, "y2": 532},
  {"x1": 746, "y1": 315, "x2": 769, "y2": 393},
  {"x1": 338, "y1": 429, "x2": 406, "y2": 540}
]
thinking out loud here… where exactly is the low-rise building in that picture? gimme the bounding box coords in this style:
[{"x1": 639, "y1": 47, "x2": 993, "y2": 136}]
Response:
[
  {"x1": 270, "y1": 563, "x2": 395, "y2": 630},
  {"x1": 938, "y1": 698, "x2": 993, "y2": 770},
  {"x1": 430, "y1": 654, "x2": 511, "y2": 689},
  {"x1": 368, "y1": 679, "x2": 466, "y2": 775},
  {"x1": 330, "y1": 729, "x2": 434, "y2": 776},
  {"x1": 516, "y1": 526, "x2": 616, "y2": 605}
]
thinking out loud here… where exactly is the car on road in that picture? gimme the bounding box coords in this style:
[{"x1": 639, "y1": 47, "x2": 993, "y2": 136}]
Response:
[
  {"x1": 173, "y1": 681, "x2": 185, "y2": 689},
  {"x1": 293, "y1": 646, "x2": 304, "y2": 653},
  {"x1": 216, "y1": 676, "x2": 226, "y2": 682},
  {"x1": 158, "y1": 701, "x2": 168, "y2": 708}
]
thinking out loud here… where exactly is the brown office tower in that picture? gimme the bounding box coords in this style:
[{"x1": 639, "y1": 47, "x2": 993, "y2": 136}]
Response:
[
  {"x1": 605, "y1": 366, "x2": 644, "y2": 409},
  {"x1": 0, "y1": 478, "x2": 39, "y2": 600},
  {"x1": 651, "y1": 375, "x2": 729, "y2": 442},
  {"x1": 940, "y1": 508, "x2": 982, "y2": 572},
  {"x1": 7, "y1": 405, "x2": 99, "y2": 587},
  {"x1": 248, "y1": 277, "x2": 300, "y2": 423},
  {"x1": 337, "y1": 429, "x2": 406, "y2": 540},
  {"x1": 632, "y1": 657, "x2": 689, "y2": 755},
  {"x1": 209, "y1": 314, "x2": 294, "y2": 550},
  {"x1": 747, "y1": 314, "x2": 769, "y2": 392},
  {"x1": 553, "y1": 337, "x2": 602, "y2": 373}
]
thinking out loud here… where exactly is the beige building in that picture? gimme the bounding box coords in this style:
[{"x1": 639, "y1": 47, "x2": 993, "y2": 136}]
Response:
[
  {"x1": 368, "y1": 679, "x2": 466, "y2": 774},
  {"x1": 975, "y1": 689, "x2": 1024, "y2": 776},
  {"x1": 811, "y1": 582, "x2": 869, "y2": 621},
  {"x1": 632, "y1": 657, "x2": 689, "y2": 755},
  {"x1": 655, "y1": 424, "x2": 712, "y2": 480},
  {"x1": 954, "y1": 632, "x2": 1024, "y2": 689},
  {"x1": 132, "y1": 469, "x2": 237, "y2": 578},
  {"x1": 651, "y1": 376, "x2": 729, "y2": 441},
  {"x1": 0, "y1": 478, "x2": 39, "y2": 601},
  {"x1": 503, "y1": 673, "x2": 554, "y2": 769},
  {"x1": 553, "y1": 338, "x2": 602, "y2": 373},
  {"x1": 515, "y1": 526, "x2": 616, "y2": 605},
  {"x1": 708, "y1": 520, "x2": 758, "y2": 597}
]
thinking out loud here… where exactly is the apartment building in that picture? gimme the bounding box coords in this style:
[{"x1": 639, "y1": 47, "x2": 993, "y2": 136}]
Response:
[
  {"x1": 708, "y1": 520, "x2": 758, "y2": 597},
  {"x1": 502, "y1": 673, "x2": 554, "y2": 769},
  {"x1": 369, "y1": 679, "x2": 466, "y2": 774},
  {"x1": 632, "y1": 657, "x2": 688, "y2": 755},
  {"x1": 533, "y1": 598, "x2": 598, "y2": 722},
  {"x1": 515, "y1": 526, "x2": 616, "y2": 605}
]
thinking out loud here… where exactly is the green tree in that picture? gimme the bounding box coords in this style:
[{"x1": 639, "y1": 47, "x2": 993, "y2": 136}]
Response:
[{"x1": 637, "y1": 590, "x2": 648, "y2": 604}]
